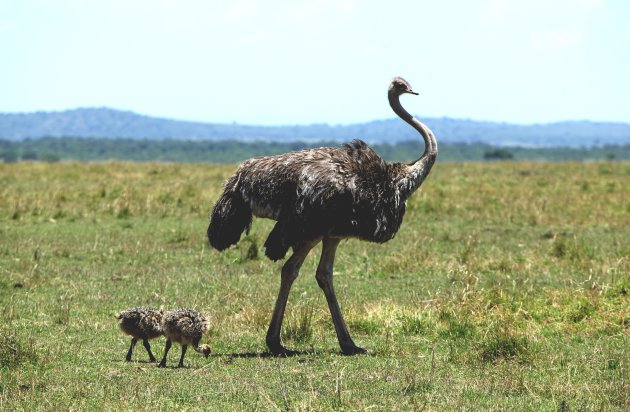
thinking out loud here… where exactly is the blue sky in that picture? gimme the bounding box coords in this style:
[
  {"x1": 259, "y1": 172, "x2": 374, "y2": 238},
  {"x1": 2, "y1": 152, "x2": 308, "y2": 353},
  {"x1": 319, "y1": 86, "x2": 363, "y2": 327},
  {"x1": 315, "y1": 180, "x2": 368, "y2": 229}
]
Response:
[{"x1": 1, "y1": 0, "x2": 629, "y2": 125}]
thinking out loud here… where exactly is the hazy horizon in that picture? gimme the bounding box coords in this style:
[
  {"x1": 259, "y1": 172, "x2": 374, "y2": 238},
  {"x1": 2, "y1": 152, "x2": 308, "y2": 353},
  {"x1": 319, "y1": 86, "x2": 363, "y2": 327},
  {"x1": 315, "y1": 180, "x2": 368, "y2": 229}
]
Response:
[
  {"x1": 2, "y1": 1, "x2": 629, "y2": 125},
  {"x1": 2, "y1": 105, "x2": 630, "y2": 128}
]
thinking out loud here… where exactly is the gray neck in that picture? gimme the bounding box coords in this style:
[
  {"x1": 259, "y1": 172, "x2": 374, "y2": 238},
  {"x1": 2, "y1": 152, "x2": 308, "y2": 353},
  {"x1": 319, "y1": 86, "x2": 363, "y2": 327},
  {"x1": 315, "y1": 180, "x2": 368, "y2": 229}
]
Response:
[
  {"x1": 387, "y1": 89, "x2": 438, "y2": 168},
  {"x1": 388, "y1": 89, "x2": 438, "y2": 194}
]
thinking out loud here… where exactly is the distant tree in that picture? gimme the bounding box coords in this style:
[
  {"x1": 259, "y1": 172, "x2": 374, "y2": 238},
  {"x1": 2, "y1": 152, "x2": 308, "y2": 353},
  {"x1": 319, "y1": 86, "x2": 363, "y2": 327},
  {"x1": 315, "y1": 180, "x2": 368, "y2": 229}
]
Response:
[
  {"x1": 484, "y1": 148, "x2": 514, "y2": 160},
  {"x1": 21, "y1": 150, "x2": 38, "y2": 161},
  {"x1": 3, "y1": 137, "x2": 630, "y2": 163},
  {"x1": 0, "y1": 150, "x2": 18, "y2": 163},
  {"x1": 39, "y1": 152, "x2": 61, "y2": 163}
]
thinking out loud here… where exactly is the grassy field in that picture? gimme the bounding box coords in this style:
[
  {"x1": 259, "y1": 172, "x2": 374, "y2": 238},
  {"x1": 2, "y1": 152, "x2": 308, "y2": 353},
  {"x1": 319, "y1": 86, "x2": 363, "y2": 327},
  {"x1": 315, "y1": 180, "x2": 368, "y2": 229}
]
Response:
[{"x1": 0, "y1": 161, "x2": 628, "y2": 410}]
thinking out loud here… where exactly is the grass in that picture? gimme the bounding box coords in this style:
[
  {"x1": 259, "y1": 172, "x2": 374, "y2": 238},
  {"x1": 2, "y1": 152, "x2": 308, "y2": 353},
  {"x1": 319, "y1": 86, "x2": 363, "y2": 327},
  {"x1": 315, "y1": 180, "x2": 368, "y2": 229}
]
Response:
[{"x1": 0, "y1": 160, "x2": 628, "y2": 410}]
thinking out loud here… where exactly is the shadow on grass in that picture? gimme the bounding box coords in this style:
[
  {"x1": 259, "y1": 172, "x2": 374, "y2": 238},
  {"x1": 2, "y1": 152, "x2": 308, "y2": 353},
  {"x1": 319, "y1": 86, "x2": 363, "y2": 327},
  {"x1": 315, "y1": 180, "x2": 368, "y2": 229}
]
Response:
[
  {"x1": 214, "y1": 349, "x2": 319, "y2": 359},
  {"x1": 111, "y1": 359, "x2": 159, "y2": 364},
  {"x1": 213, "y1": 348, "x2": 375, "y2": 359}
]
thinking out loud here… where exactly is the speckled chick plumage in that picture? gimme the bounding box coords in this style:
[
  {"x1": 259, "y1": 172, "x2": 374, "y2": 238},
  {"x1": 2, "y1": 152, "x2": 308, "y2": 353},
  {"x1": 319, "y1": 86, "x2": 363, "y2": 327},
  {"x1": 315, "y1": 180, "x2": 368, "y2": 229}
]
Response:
[
  {"x1": 116, "y1": 306, "x2": 164, "y2": 362},
  {"x1": 115, "y1": 307, "x2": 164, "y2": 340},
  {"x1": 162, "y1": 308, "x2": 210, "y2": 347},
  {"x1": 158, "y1": 308, "x2": 211, "y2": 367}
]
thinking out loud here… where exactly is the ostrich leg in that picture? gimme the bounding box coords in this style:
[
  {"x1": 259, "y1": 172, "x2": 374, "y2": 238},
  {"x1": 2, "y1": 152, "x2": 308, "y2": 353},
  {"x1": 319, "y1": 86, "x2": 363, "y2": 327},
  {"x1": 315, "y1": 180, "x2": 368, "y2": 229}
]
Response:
[
  {"x1": 157, "y1": 339, "x2": 172, "y2": 368},
  {"x1": 126, "y1": 338, "x2": 138, "y2": 361},
  {"x1": 266, "y1": 239, "x2": 319, "y2": 355},
  {"x1": 316, "y1": 237, "x2": 367, "y2": 355},
  {"x1": 178, "y1": 345, "x2": 188, "y2": 367},
  {"x1": 142, "y1": 338, "x2": 156, "y2": 362}
]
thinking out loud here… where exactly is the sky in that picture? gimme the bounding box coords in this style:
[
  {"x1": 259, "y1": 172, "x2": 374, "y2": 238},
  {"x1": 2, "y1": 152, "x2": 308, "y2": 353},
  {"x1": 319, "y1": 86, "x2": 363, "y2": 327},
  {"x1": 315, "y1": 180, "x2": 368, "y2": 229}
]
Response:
[{"x1": 1, "y1": 0, "x2": 629, "y2": 125}]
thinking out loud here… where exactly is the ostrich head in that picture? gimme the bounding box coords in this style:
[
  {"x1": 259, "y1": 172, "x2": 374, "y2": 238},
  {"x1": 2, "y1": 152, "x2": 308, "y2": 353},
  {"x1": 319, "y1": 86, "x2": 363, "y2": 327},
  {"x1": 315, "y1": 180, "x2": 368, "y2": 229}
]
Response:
[
  {"x1": 389, "y1": 77, "x2": 419, "y2": 96},
  {"x1": 196, "y1": 344, "x2": 212, "y2": 358}
]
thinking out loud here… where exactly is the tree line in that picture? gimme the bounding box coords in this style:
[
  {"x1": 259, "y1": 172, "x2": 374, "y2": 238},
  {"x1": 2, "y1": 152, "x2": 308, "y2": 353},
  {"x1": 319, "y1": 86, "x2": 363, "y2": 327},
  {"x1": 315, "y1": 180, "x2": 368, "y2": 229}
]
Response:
[{"x1": 1, "y1": 137, "x2": 628, "y2": 163}]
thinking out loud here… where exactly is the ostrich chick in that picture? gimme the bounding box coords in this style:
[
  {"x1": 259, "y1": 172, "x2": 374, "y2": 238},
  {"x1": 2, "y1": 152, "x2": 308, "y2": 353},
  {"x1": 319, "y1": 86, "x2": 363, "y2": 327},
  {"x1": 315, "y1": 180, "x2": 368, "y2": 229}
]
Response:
[
  {"x1": 115, "y1": 307, "x2": 164, "y2": 362},
  {"x1": 158, "y1": 308, "x2": 211, "y2": 368}
]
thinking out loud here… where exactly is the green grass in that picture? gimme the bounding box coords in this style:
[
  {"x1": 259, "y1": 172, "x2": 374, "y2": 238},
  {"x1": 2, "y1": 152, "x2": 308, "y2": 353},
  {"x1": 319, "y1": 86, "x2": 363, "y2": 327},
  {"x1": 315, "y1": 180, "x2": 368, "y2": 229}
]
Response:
[{"x1": 0, "y1": 161, "x2": 628, "y2": 410}]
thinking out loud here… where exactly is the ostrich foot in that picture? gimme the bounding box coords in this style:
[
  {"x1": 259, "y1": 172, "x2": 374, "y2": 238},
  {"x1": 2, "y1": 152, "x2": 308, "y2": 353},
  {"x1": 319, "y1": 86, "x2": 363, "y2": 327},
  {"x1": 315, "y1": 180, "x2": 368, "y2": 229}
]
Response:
[
  {"x1": 267, "y1": 339, "x2": 299, "y2": 357},
  {"x1": 157, "y1": 361, "x2": 167, "y2": 368},
  {"x1": 340, "y1": 345, "x2": 368, "y2": 356}
]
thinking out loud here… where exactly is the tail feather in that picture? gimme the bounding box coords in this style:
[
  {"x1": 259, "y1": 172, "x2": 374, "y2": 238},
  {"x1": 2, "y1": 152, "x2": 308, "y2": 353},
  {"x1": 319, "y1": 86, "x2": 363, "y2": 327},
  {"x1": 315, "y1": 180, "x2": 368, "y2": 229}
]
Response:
[{"x1": 208, "y1": 188, "x2": 252, "y2": 251}]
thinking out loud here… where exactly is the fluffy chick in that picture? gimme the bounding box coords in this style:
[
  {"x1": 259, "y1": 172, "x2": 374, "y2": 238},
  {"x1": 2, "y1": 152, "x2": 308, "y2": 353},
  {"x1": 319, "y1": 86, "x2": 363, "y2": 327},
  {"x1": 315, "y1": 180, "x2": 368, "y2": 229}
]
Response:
[
  {"x1": 158, "y1": 308, "x2": 211, "y2": 368},
  {"x1": 115, "y1": 307, "x2": 164, "y2": 362}
]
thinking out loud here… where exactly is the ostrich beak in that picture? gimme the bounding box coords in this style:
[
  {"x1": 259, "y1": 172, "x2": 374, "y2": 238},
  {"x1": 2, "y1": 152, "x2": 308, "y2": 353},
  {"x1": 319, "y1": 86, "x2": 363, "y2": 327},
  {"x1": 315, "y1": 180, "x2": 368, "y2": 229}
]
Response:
[{"x1": 407, "y1": 89, "x2": 419, "y2": 95}]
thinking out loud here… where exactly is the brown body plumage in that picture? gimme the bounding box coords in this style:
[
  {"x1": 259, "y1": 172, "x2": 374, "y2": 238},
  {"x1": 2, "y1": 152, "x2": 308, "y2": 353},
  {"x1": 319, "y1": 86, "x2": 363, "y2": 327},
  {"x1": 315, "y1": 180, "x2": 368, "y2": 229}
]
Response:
[
  {"x1": 207, "y1": 77, "x2": 438, "y2": 355},
  {"x1": 115, "y1": 307, "x2": 163, "y2": 362},
  {"x1": 210, "y1": 140, "x2": 417, "y2": 261},
  {"x1": 158, "y1": 308, "x2": 211, "y2": 368}
]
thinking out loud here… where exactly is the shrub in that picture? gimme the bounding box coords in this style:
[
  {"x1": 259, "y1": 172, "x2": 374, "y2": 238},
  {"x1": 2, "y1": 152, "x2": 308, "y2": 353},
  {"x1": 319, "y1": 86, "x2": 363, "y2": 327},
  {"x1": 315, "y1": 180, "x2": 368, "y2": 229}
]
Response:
[{"x1": 484, "y1": 149, "x2": 514, "y2": 160}]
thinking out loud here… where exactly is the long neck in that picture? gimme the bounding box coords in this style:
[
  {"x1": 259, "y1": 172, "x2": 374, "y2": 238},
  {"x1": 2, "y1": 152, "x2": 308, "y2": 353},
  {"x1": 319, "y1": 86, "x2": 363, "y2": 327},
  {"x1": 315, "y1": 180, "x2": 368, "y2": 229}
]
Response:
[{"x1": 388, "y1": 90, "x2": 438, "y2": 194}]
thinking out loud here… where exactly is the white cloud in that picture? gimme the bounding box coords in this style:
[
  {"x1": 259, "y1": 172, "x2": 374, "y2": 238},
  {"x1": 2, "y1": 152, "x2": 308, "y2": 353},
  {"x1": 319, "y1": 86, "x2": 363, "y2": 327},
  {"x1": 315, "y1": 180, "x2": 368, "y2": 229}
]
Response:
[
  {"x1": 478, "y1": 0, "x2": 517, "y2": 24},
  {"x1": 282, "y1": 0, "x2": 356, "y2": 20},
  {"x1": 530, "y1": 29, "x2": 581, "y2": 49},
  {"x1": 576, "y1": 0, "x2": 603, "y2": 9},
  {"x1": 222, "y1": 0, "x2": 257, "y2": 20},
  {"x1": 476, "y1": 0, "x2": 605, "y2": 51},
  {"x1": 478, "y1": 0, "x2": 604, "y2": 24}
]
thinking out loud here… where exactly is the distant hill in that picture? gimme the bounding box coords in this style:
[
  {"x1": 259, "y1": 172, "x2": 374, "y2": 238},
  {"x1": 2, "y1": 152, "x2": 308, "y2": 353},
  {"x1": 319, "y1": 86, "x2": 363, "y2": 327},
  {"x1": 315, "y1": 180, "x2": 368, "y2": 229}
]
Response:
[{"x1": 1, "y1": 107, "x2": 629, "y2": 147}]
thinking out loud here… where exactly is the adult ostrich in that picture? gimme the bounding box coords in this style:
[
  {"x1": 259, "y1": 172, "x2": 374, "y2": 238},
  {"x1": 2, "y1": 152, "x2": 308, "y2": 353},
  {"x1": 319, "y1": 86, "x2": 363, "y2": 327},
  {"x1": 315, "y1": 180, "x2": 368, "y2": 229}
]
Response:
[{"x1": 208, "y1": 77, "x2": 438, "y2": 355}]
